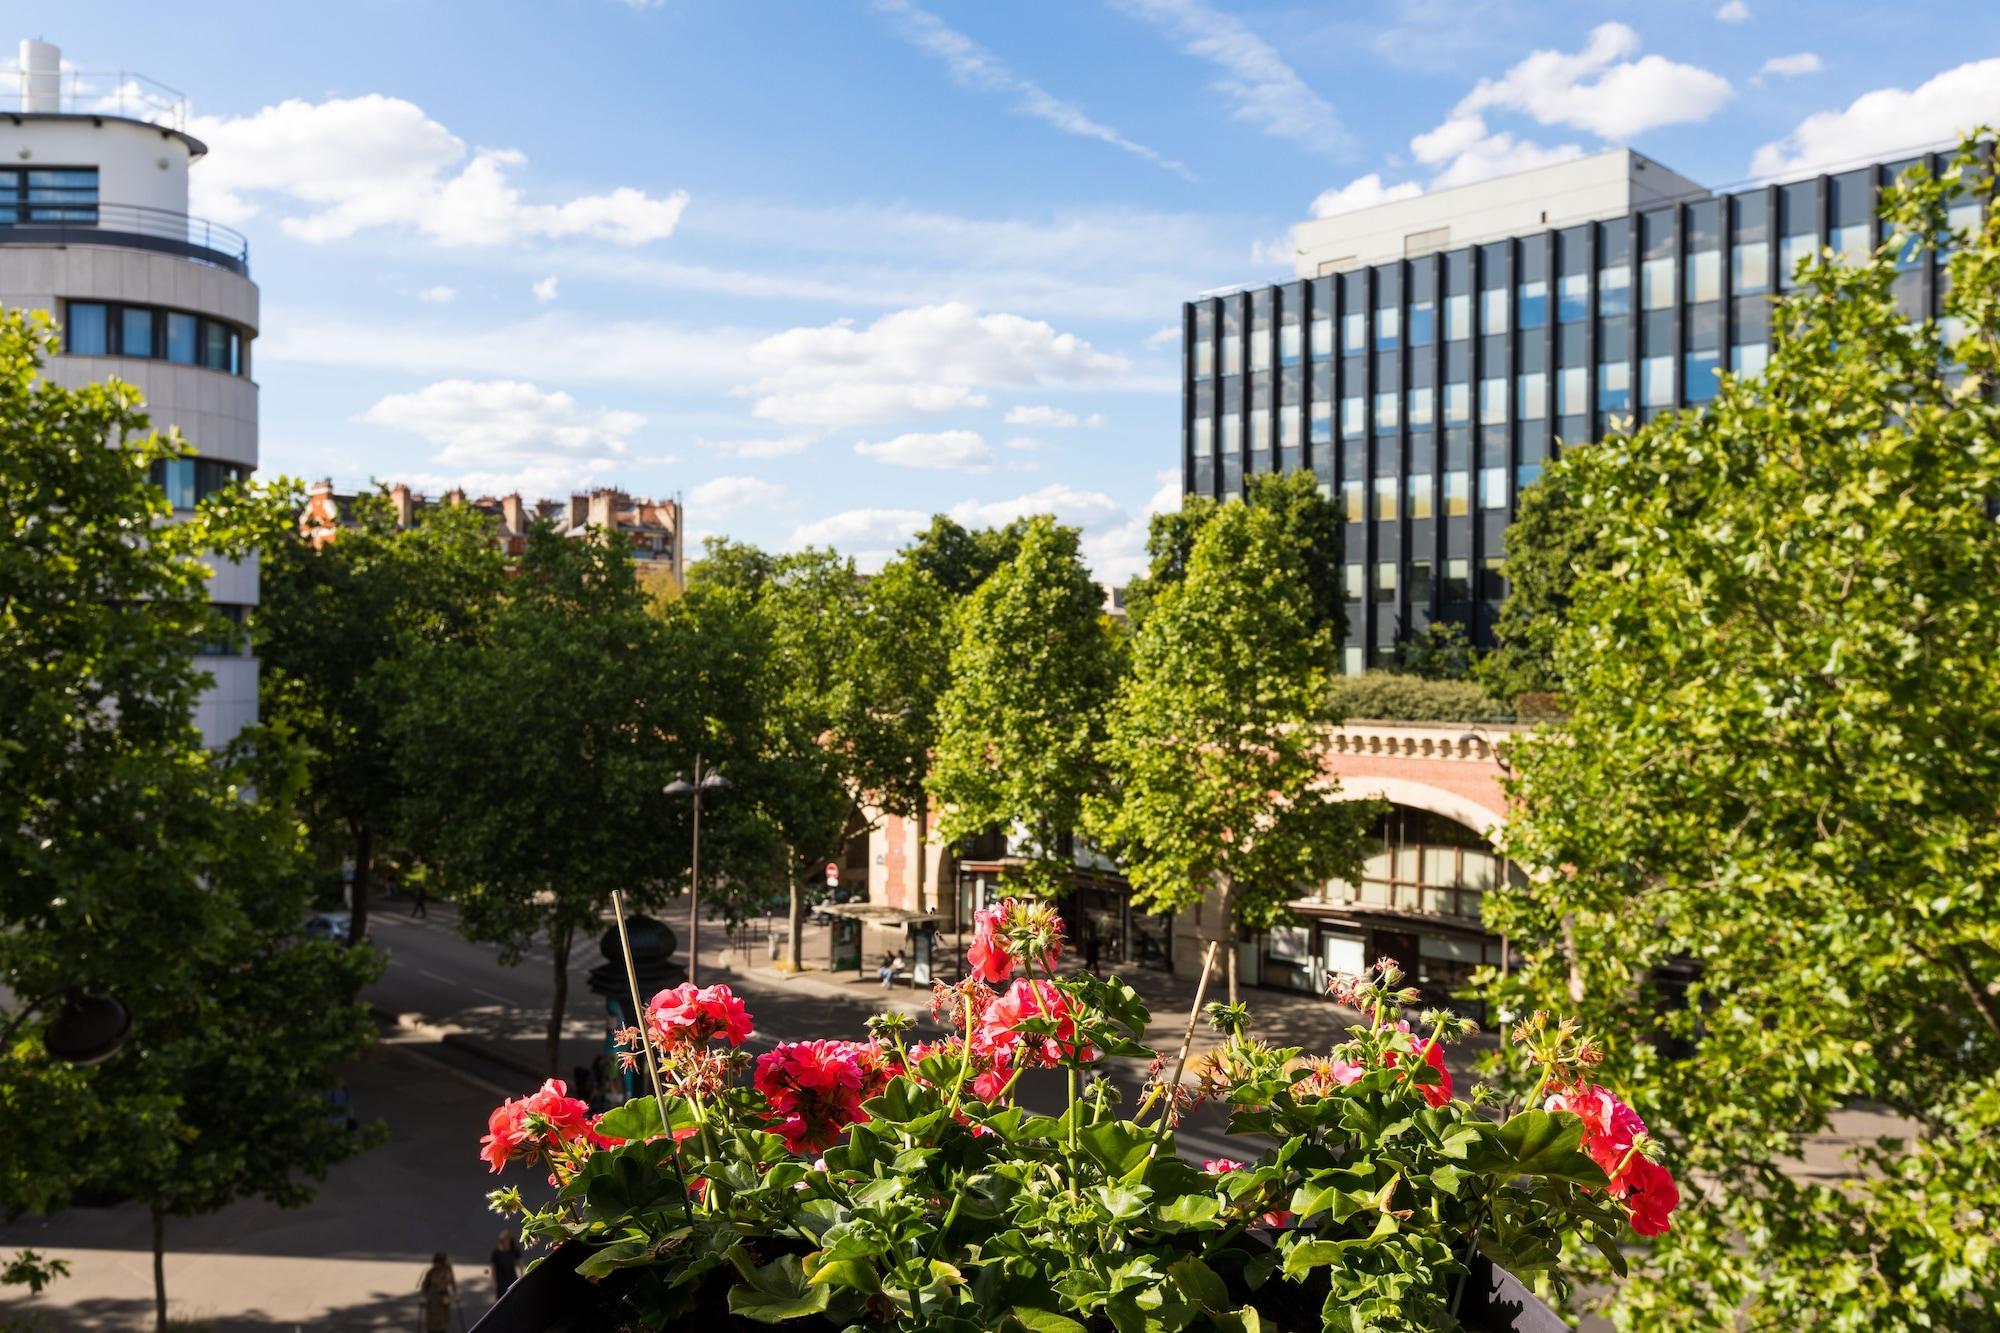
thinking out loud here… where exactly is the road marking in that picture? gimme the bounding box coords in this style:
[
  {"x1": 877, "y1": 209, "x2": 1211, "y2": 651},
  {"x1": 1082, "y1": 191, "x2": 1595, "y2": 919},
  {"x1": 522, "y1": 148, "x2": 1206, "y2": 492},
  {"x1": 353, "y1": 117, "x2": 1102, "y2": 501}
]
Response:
[
  {"x1": 472, "y1": 988, "x2": 514, "y2": 1005},
  {"x1": 419, "y1": 969, "x2": 457, "y2": 985}
]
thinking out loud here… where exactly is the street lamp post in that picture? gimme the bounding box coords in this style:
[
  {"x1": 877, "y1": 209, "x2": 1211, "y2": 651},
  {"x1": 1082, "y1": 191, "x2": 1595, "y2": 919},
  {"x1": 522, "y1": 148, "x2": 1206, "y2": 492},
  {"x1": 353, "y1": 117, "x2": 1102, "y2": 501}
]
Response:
[{"x1": 665, "y1": 756, "x2": 730, "y2": 986}]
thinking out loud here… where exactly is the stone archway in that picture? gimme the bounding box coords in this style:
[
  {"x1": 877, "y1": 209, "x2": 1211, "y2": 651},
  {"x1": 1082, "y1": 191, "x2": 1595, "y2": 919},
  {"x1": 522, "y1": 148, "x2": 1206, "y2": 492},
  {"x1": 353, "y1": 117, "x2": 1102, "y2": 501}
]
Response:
[{"x1": 1335, "y1": 776, "x2": 1505, "y2": 849}]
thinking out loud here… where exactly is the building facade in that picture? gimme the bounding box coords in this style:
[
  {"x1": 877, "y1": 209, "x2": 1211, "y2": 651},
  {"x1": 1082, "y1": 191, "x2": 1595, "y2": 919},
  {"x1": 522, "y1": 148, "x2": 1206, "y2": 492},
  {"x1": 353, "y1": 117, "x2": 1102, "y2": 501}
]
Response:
[
  {"x1": 2, "y1": 40, "x2": 261, "y2": 746},
  {"x1": 1181, "y1": 146, "x2": 1978, "y2": 674}
]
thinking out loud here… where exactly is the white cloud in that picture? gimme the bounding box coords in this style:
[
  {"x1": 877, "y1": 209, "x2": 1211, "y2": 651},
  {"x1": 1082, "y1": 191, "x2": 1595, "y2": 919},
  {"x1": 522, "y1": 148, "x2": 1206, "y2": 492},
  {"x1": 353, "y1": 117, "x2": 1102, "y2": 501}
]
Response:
[
  {"x1": 1750, "y1": 58, "x2": 1997, "y2": 180},
  {"x1": 1082, "y1": 469, "x2": 1182, "y2": 587},
  {"x1": 532, "y1": 275, "x2": 560, "y2": 301},
  {"x1": 698, "y1": 434, "x2": 815, "y2": 460},
  {"x1": 1757, "y1": 53, "x2": 1823, "y2": 80},
  {"x1": 854, "y1": 429, "x2": 994, "y2": 471},
  {"x1": 1142, "y1": 324, "x2": 1181, "y2": 350},
  {"x1": 1111, "y1": 0, "x2": 1346, "y2": 152},
  {"x1": 787, "y1": 507, "x2": 930, "y2": 567},
  {"x1": 946, "y1": 483, "x2": 1124, "y2": 532},
  {"x1": 691, "y1": 475, "x2": 789, "y2": 513},
  {"x1": 359, "y1": 379, "x2": 641, "y2": 495},
  {"x1": 189, "y1": 95, "x2": 689, "y2": 247},
  {"x1": 1714, "y1": 0, "x2": 1750, "y2": 21},
  {"x1": 1451, "y1": 23, "x2": 1732, "y2": 141},
  {"x1": 1310, "y1": 173, "x2": 1424, "y2": 218},
  {"x1": 1414, "y1": 116, "x2": 1586, "y2": 189},
  {"x1": 873, "y1": 0, "x2": 1193, "y2": 179},
  {"x1": 1004, "y1": 404, "x2": 1106, "y2": 428},
  {"x1": 743, "y1": 302, "x2": 1128, "y2": 429},
  {"x1": 418, "y1": 284, "x2": 457, "y2": 303},
  {"x1": 1004, "y1": 437, "x2": 1041, "y2": 451}
]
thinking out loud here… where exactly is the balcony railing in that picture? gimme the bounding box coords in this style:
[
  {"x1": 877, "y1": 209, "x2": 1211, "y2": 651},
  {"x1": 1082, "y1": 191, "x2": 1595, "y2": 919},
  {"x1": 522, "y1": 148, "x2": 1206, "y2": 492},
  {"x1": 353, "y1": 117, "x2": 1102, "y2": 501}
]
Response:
[{"x1": 0, "y1": 202, "x2": 249, "y2": 276}]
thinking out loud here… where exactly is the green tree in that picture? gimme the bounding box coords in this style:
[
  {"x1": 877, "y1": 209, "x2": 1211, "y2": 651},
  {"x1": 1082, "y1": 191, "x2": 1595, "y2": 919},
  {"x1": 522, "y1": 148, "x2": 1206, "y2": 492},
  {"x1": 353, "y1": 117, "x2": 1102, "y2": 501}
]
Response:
[
  {"x1": 1473, "y1": 457, "x2": 1602, "y2": 700},
  {"x1": 1395, "y1": 619, "x2": 1475, "y2": 681},
  {"x1": 257, "y1": 488, "x2": 505, "y2": 950},
  {"x1": 1484, "y1": 140, "x2": 2000, "y2": 1328},
  {"x1": 1121, "y1": 472, "x2": 1346, "y2": 640},
  {"x1": 901, "y1": 514, "x2": 1021, "y2": 600},
  {"x1": 1091, "y1": 501, "x2": 1376, "y2": 1002},
  {"x1": 0, "y1": 312, "x2": 378, "y2": 1330},
  {"x1": 393, "y1": 523, "x2": 679, "y2": 1074},
  {"x1": 930, "y1": 516, "x2": 1119, "y2": 897}
]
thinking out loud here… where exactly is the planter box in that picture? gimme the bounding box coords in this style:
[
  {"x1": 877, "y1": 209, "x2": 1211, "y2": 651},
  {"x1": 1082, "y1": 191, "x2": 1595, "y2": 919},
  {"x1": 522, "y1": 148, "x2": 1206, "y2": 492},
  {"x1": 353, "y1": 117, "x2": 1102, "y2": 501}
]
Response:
[{"x1": 470, "y1": 1240, "x2": 1568, "y2": 1332}]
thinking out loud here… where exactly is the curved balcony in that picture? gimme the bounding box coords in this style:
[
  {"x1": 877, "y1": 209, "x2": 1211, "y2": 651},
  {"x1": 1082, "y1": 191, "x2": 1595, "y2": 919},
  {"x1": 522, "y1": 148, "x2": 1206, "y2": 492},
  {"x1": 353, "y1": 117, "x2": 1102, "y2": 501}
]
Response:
[{"x1": 0, "y1": 202, "x2": 249, "y2": 276}]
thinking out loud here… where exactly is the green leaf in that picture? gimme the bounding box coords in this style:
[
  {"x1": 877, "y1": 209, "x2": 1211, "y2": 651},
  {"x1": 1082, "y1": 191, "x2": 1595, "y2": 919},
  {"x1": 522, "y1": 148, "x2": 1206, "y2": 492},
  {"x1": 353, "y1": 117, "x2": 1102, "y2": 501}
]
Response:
[
  {"x1": 1463, "y1": 1110, "x2": 1610, "y2": 1187},
  {"x1": 1168, "y1": 1256, "x2": 1230, "y2": 1312},
  {"x1": 1005, "y1": 1309, "x2": 1089, "y2": 1333},
  {"x1": 724, "y1": 1251, "x2": 833, "y2": 1323},
  {"x1": 1078, "y1": 1120, "x2": 1155, "y2": 1176},
  {"x1": 573, "y1": 1237, "x2": 653, "y2": 1280}
]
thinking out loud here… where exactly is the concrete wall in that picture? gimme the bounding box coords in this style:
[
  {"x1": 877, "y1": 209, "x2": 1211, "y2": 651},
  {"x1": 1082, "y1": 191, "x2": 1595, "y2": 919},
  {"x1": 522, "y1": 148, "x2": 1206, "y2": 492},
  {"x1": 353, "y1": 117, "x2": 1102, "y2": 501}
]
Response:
[{"x1": 11, "y1": 115, "x2": 200, "y2": 213}]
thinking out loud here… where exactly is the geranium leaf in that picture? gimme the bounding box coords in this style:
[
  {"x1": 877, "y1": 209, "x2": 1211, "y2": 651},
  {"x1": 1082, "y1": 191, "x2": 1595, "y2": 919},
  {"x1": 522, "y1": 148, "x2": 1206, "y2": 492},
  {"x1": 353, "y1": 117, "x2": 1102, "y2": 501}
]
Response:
[
  {"x1": 1006, "y1": 1309, "x2": 1089, "y2": 1333},
  {"x1": 1168, "y1": 1256, "x2": 1230, "y2": 1311}
]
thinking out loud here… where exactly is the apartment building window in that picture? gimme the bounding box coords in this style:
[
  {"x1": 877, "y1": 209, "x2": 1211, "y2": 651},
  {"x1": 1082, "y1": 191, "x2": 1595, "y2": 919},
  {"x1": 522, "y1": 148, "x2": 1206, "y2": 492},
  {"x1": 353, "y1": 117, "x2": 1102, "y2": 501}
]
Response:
[
  {"x1": 1443, "y1": 293, "x2": 1471, "y2": 341},
  {"x1": 1517, "y1": 279, "x2": 1548, "y2": 329},
  {"x1": 1517, "y1": 371, "x2": 1547, "y2": 422},
  {"x1": 1374, "y1": 476, "x2": 1398, "y2": 521},
  {"x1": 1479, "y1": 376, "x2": 1508, "y2": 424},
  {"x1": 1442, "y1": 382, "x2": 1469, "y2": 425},
  {"x1": 1599, "y1": 361, "x2": 1630, "y2": 412},
  {"x1": 1443, "y1": 470, "x2": 1470, "y2": 517},
  {"x1": 1407, "y1": 386, "x2": 1434, "y2": 430},
  {"x1": 1407, "y1": 475, "x2": 1434, "y2": 520},
  {"x1": 1309, "y1": 399, "x2": 1331, "y2": 444},
  {"x1": 1479, "y1": 466, "x2": 1508, "y2": 510},
  {"x1": 1342, "y1": 395, "x2": 1365, "y2": 438},
  {"x1": 64, "y1": 300, "x2": 244, "y2": 374},
  {"x1": 1374, "y1": 391, "x2": 1398, "y2": 434},
  {"x1": 1557, "y1": 365, "x2": 1586, "y2": 418},
  {"x1": 1732, "y1": 240, "x2": 1770, "y2": 295},
  {"x1": 0, "y1": 167, "x2": 98, "y2": 222},
  {"x1": 1641, "y1": 355, "x2": 1675, "y2": 407}
]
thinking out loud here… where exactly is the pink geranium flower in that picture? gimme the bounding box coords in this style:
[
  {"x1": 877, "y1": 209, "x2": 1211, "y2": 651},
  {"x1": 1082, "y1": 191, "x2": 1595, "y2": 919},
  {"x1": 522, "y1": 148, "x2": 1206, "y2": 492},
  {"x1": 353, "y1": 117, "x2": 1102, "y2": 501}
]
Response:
[
  {"x1": 755, "y1": 1040, "x2": 870, "y2": 1154},
  {"x1": 966, "y1": 898, "x2": 1062, "y2": 984},
  {"x1": 1384, "y1": 1036, "x2": 1454, "y2": 1108},
  {"x1": 479, "y1": 1078, "x2": 599, "y2": 1173},
  {"x1": 973, "y1": 979, "x2": 1097, "y2": 1069},
  {"x1": 1547, "y1": 1083, "x2": 1681, "y2": 1237},
  {"x1": 645, "y1": 982, "x2": 754, "y2": 1048}
]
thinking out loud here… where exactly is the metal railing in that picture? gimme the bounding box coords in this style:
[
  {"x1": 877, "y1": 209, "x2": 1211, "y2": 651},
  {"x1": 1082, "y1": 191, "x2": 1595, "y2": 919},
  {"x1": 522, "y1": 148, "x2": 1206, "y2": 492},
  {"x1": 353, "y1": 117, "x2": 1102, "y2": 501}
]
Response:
[
  {"x1": 0, "y1": 68, "x2": 188, "y2": 129},
  {"x1": 0, "y1": 201, "x2": 249, "y2": 275}
]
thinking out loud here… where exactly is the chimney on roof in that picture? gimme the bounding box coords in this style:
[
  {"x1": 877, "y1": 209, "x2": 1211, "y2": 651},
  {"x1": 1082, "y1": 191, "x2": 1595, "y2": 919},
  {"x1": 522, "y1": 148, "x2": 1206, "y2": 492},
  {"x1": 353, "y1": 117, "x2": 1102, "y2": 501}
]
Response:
[
  {"x1": 19, "y1": 40, "x2": 59, "y2": 114},
  {"x1": 443, "y1": 486, "x2": 466, "y2": 507},
  {"x1": 587, "y1": 487, "x2": 618, "y2": 533},
  {"x1": 567, "y1": 493, "x2": 588, "y2": 530},
  {"x1": 389, "y1": 482, "x2": 414, "y2": 528},
  {"x1": 501, "y1": 492, "x2": 525, "y2": 534}
]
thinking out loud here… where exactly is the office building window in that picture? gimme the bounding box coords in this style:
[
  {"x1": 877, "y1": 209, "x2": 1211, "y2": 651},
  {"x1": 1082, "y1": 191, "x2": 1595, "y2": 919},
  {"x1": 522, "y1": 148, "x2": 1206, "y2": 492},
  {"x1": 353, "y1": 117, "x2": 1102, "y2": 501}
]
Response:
[
  {"x1": 1516, "y1": 462, "x2": 1542, "y2": 491},
  {"x1": 1374, "y1": 562, "x2": 1398, "y2": 601},
  {"x1": 1280, "y1": 404, "x2": 1301, "y2": 450},
  {"x1": 150, "y1": 457, "x2": 247, "y2": 511},
  {"x1": 1343, "y1": 312, "x2": 1366, "y2": 354},
  {"x1": 1279, "y1": 322, "x2": 1302, "y2": 366},
  {"x1": 1443, "y1": 293, "x2": 1471, "y2": 341},
  {"x1": 1248, "y1": 407, "x2": 1270, "y2": 455},
  {"x1": 1641, "y1": 355, "x2": 1675, "y2": 407},
  {"x1": 121, "y1": 307, "x2": 155, "y2": 358},
  {"x1": 1599, "y1": 264, "x2": 1632, "y2": 317},
  {"x1": 1517, "y1": 371, "x2": 1547, "y2": 422},
  {"x1": 1732, "y1": 342, "x2": 1769, "y2": 377},
  {"x1": 1250, "y1": 330, "x2": 1272, "y2": 373},
  {"x1": 1517, "y1": 279, "x2": 1548, "y2": 329},
  {"x1": 1407, "y1": 386, "x2": 1434, "y2": 430},
  {"x1": 1480, "y1": 287, "x2": 1509, "y2": 334},
  {"x1": 1686, "y1": 249, "x2": 1721, "y2": 303},
  {"x1": 1599, "y1": 361, "x2": 1630, "y2": 411},
  {"x1": 1479, "y1": 376, "x2": 1508, "y2": 424},
  {"x1": 1191, "y1": 417, "x2": 1213, "y2": 457},
  {"x1": 1442, "y1": 381, "x2": 1469, "y2": 425},
  {"x1": 1443, "y1": 470, "x2": 1470, "y2": 517},
  {"x1": 64, "y1": 301, "x2": 108, "y2": 355},
  {"x1": 1342, "y1": 479, "x2": 1364, "y2": 522},
  {"x1": 1558, "y1": 272, "x2": 1589, "y2": 322},
  {"x1": 1833, "y1": 222, "x2": 1872, "y2": 263},
  {"x1": 1407, "y1": 475, "x2": 1433, "y2": 520},
  {"x1": 1409, "y1": 299, "x2": 1435, "y2": 347},
  {"x1": 1341, "y1": 395, "x2": 1364, "y2": 437},
  {"x1": 1309, "y1": 399, "x2": 1332, "y2": 443},
  {"x1": 1375, "y1": 306, "x2": 1401, "y2": 351},
  {"x1": 1444, "y1": 558, "x2": 1470, "y2": 602},
  {"x1": 1557, "y1": 365, "x2": 1587, "y2": 417},
  {"x1": 1221, "y1": 414, "x2": 1242, "y2": 455},
  {"x1": 0, "y1": 166, "x2": 98, "y2": 222},
  {"x1": 1374, "y1": 391, "x2": 1398, "y2": 434},
  {"x1": 1685, "y1": 348, "x2": 1720, "y2": 403},
  {"x1": 1193, "y1": 322, "x2": 1213, "y2": 380},
  {"x1": 1344, "y1": 562, "x2": 1365, "y2": 602},
  {"x1": 1479, "y1": 466, "x2": 1508, "y2": 510},
  {"x1": 1641, "y1": 257, "x2": 1675, "y2": 310},
  {"x1": 1480, "y1": 557, "x2": 1506, "y2": 601},
  {"x1": 1310, "y1": 313, "x2": 1332, "y2": 359},
  {"x1": 1343, "y1": 645, "x2": 1364, "y2": 676},
  {"x1": 1374, "y1": 476, "x2": 1398, "y2": 521},
  {"x1": 1732, "y1": 241, "x2": 1769, "y2": 295},
  {"x1": 1779, "y1": 233, "x2": 1815, "y2": 289},
  {"x1": 1409, "y1": 560, "x2": 1433, "y2": 605},
  {"x1": 165, "y1": 312, "x2": 199, "y2": 365},
  {"x1": 1221, "y1": 330, "x2": 1242, "y2": 375}
]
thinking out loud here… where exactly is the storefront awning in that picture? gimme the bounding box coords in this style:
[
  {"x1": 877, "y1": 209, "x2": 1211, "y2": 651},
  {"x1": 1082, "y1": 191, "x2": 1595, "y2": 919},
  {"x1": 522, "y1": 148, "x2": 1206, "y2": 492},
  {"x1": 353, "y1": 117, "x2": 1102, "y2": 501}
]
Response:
[{"x1": 821, "y1": 903, "x2": 941, "y2": 927}]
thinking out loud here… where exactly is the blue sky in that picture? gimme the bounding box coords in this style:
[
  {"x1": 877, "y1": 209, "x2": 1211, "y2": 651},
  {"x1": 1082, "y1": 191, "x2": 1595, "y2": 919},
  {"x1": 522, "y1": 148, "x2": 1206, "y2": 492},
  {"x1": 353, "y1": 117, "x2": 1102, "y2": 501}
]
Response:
[{"x1": 16, "y1": 0, "x2": 2000, "y2": 577}]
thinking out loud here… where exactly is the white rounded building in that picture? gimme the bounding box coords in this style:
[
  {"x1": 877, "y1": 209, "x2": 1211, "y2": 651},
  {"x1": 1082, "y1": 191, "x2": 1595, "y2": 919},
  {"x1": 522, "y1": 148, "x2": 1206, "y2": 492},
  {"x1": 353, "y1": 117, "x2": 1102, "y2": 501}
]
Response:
[{"x1": 1, "y1": 39, "x2": 260, "y2": 746}]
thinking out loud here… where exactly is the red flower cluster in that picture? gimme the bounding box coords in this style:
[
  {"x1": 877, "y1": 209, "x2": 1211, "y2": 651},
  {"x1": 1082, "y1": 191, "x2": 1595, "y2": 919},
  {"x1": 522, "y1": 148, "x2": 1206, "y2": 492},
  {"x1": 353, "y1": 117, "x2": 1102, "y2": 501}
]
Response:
[
  {"x1": 1384, "y1": 1035, "x2": 1454, "y2": 1109},
  {"x1": 645, "y1": 982, "x2": 754, "y2": 1048},
  {"x1": 754, "y1": 1039, "x2": 890, "y2": 1154},
  {"x1": 480, "y1": 1078, "x2": 601, "y2": 1173},
  {"x1": 973, "y1": 979, "x2": 1096, "y2": 1070},
  {"x1": 1546, "y1": 1083, "x2": 1680, "y2": 1236},
  {"x1": 966, "y1": 898, "x2": 1061, "y2": 984}
]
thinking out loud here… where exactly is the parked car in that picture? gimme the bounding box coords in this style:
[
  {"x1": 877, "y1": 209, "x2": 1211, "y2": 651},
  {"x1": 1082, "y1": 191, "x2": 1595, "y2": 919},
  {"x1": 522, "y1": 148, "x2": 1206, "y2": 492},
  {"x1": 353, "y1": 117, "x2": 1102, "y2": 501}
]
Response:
[{"x1": 304, "y1": 910, "x2": 366, "y2": 944}]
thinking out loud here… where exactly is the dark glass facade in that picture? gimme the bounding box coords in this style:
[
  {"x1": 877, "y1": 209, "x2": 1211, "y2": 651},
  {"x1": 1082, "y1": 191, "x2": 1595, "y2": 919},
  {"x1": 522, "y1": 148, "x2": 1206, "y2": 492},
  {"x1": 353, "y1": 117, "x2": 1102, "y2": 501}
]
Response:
[{"x1": 1181, "y1": 150, "x2": 1972, "y2": 671}]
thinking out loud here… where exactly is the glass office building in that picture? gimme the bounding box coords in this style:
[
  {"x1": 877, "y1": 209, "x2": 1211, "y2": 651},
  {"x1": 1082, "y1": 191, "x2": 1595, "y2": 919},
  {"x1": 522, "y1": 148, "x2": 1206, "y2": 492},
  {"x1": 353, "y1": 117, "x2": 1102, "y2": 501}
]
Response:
[{"x1": 1180, "y1": 147, "x2": 1980, "y2": 673}]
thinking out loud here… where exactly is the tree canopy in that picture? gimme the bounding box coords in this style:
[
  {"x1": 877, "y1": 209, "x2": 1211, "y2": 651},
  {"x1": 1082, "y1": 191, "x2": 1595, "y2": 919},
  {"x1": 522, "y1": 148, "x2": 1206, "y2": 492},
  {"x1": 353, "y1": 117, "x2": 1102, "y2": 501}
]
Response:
[{"x1": 1485, "y1": 139, "x2": 2000, "y2": 1328}]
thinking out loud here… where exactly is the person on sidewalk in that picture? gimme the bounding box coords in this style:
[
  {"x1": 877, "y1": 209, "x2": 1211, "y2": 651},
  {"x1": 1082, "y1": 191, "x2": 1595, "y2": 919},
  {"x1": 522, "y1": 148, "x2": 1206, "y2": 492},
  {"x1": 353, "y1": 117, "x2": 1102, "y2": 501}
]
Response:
[
  {"x1": 1084, "y1": 931, "x2": 1103, "y2": 977},
  {"x1": 878, "y1": 950, "x2": 905, "y2": 988},
  {"x1": 418, "y1": 1253, "x2": 457, "y2": 1333},
  {"x1": 490, "y1": 1230, "x2": 521, "y2": 1302},
  {"x1": 411, "y1": 877, "x2": 429, "y2": 919}
]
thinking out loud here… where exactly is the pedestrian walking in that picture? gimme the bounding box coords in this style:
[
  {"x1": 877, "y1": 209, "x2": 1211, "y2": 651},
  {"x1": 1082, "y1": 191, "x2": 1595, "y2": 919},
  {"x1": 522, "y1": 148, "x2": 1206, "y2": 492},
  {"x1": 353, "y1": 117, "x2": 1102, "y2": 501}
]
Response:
[
  {"x1": 490, "y1": 1230, "x2": 521, "y2": 1303},
  {"x1": 418, "y1": 1252, "x2": 457, "y2": 1333},
  {"x1": 1084, "y1": 931, "x2": 1103, "y2": 977},
  {"x1": 411, "y1": 876, "x2": 428, "y2": 919}
]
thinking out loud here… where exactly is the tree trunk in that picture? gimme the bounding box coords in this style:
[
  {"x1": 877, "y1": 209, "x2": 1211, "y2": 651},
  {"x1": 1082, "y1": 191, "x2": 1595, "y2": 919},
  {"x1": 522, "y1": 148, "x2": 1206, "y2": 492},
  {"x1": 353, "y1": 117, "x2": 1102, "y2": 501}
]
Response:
[
  {"x1": 546, "y1": 921, "x2": 573, "y2": 1078},
  {"x1": 150, "y1": 1198, "x2": 168, "y2": 1333},
  {"x1": 914, "y1": 800, "x2": 928, "y2": 916},
  {"x1": 1218, "y1": 877, "x2": 1238, "y2": 1006},
  {"x1": 347, "y1": 820, "x2": 374, "y2": 951},
  {"x1": 788, "y1": 877, "x2": 805, "y2": 971}
]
